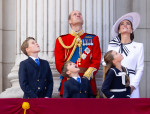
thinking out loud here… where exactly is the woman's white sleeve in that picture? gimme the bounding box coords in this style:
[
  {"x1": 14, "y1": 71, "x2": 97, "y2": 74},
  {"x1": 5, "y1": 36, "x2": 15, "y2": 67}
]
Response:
[{"x1": 132, "y1": 43, "x2": 144, "y2": 88}]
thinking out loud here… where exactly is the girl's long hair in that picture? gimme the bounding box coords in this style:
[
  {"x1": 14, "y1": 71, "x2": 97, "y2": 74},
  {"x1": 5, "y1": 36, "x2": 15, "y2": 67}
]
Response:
[
  {"x1": 103, "y1": 50, "x2": 114, "y2": 81},
  {"x1": 122, "y1": 66, "x2": 130, "y2": 87}
]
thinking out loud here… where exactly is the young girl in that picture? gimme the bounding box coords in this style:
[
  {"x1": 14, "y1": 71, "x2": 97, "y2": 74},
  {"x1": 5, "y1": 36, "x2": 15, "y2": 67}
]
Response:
[{"x1": 101, "y1": 50, "x2": 131, "y2": 98}]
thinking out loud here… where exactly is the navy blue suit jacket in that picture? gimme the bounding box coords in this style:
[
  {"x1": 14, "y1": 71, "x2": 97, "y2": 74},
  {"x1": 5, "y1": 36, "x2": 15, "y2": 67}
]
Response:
[
  {"x1": 19, "y1": 57, "x2": 53, "y2": 98},
  {"x1": 63, "y1": 77, "x2": 93, "y2": 98}
]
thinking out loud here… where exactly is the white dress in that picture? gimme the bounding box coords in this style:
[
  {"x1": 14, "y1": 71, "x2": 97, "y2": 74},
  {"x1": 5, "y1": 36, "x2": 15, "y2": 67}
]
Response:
[{"x1": 107, "y1": 37, "x2": 144, "y2": 98}]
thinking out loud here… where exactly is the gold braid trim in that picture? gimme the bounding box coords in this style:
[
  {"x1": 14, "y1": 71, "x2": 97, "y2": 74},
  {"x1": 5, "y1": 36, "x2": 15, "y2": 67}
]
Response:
[
  {"x1": 67, "y1": 42, "x2": 78, "y2": 61},
  {"x1": 84, "y1": 67, "x2": 97, "y2": 80},
  {"x1": 58, "y1": 36, "x2": 82, "y2": 61},
  {"x1": 58, "y1": 37, "x2": 76, "y2": 49},
  {"x1": 67, "y1": 35, "x2": 82, "y2": 61}
]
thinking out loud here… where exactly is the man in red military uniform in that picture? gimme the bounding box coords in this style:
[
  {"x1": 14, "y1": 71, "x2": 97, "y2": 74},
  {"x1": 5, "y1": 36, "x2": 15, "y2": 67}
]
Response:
[{"x1": 55, "y1": 10, "x2": 101, "y2": 97}]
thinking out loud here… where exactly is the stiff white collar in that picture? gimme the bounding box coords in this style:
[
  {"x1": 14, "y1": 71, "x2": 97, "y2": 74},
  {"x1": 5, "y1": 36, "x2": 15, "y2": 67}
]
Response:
[
  {"x1": 30, "y1": 56, "x2": 39, "y2": 62},
  {"x1": 72, "y1": 76, "x2": 81, "y2": 81}
]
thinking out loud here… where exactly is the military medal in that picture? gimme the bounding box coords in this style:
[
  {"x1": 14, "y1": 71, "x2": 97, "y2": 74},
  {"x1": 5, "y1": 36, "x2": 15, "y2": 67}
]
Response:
[
  {"x1": 82, "y1": 39, "x2": 85, "y2": 46},
  {"x1": 85, "y1": 47, "x2": 91, "y2": 54},
  {"x1": 81, "y1": 53, "x2": 87, "y2": 60},
  {"x1": 85, "y1": 39, "x2": 87, "y2": 46},
  {"x1": 90, "y1": 39, "x2": 93, "y2": 45}
]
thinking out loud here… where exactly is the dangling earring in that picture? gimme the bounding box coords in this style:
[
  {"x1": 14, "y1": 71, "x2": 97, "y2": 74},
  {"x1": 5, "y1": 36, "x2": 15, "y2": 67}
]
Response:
[
  {"x1": 119, "y1": 32, "x2": 121, "y2": 34},
  {"x1": 131, "y1": 32, "x2": 132, "y2": 34}
]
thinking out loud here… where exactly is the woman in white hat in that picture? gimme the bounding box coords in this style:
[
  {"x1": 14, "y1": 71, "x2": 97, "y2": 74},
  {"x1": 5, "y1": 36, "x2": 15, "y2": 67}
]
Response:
[{"x1": 106, "y1": 12, "x2": 144, "y2": 98}]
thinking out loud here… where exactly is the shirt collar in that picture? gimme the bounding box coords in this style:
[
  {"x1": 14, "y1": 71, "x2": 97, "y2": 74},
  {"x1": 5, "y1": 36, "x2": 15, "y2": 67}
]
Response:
[
  {"x1": 29, "y1": 56, "x2": 39, "y2": 61},
  {"x1": 72, "y1": 76, "x2": 80, "y2": 80},
  {"x1": 70, "y1": 29, "x2": 84, "y2": 37}
]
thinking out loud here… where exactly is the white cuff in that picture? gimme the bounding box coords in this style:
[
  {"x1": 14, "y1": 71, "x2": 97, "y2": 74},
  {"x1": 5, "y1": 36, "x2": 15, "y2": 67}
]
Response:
[
  {"x1": 110, "y1": 95, "x2": 114, "y2": 98},
  {"x1": 126, "y1": 95, "x2": 130, "y2": 98}
]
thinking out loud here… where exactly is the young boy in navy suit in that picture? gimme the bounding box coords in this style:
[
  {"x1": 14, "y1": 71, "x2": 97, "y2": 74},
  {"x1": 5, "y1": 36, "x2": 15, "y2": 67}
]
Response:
[
  {"x1": 61, "y1": 61, "x2": 93, "y2": 98},
  {"x1": 19, "y1": 37, "x2": 53, "y2": 98}
]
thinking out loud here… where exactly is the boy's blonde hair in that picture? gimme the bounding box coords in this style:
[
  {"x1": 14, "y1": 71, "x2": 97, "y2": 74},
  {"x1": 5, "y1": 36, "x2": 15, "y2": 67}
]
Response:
[
  {"x1": 21, "y1": 37, "x2": 35, "y2": 56},
  {"x1": 61, "y1": 61, "x2": 72, "y2": 78}
]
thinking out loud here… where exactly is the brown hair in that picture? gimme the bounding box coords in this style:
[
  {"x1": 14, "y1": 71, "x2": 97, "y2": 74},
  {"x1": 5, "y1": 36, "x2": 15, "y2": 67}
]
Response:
[
  {"x1": 103, "y1": 50, "x2": 130, "y2": 87},
  {"x1": 118, "y1": 20, "x2": 134, "y2": 41},
  {"x1": 21, "y1": 37, "x2": 35, "y2": 56},
  {"x1": 103, "y1": 50, "x2": 114, "y2": 81},
  {"x1": 122, "y1": 67, "x2": 130, "y2": 87},
  {"x1": 61, "y1": 61, "x2": 72, "y2": 78},
  {"x1": 68, "y1": 13, "x2": 71, "y2": 21}
]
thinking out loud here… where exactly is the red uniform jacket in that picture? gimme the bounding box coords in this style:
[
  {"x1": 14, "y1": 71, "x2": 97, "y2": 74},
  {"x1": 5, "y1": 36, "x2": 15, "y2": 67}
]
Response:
[{"x1": 55, "y1": 30, "x2": 101, "y2": 96}]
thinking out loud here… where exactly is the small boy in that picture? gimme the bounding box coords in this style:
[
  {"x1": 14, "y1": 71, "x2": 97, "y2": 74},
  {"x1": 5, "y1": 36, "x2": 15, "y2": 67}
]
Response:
[
  {"x1": 61, "y1": 61, "x2": 93, "y2": 98},
  {"x1": 19, "y1": 37, "x2": 53, "y2": 98}
]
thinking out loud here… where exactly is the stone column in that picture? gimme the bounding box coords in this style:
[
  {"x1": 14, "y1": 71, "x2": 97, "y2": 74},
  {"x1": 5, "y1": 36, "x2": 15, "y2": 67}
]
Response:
[
  {"x1": 114, "y1": 0, "x2": 132, "y2": 20},
  {"x1": 0, "y1": 0, "x2": 114, "y2": 98},
  {"x1": 48, "y1": 0, "x2": 60, "y2": 98},
  {"x1": 0, "y1": 0, "x2": 2, "y2": 93},
  {"x1": 0, "y1": 0, "x2": 17, "y2": 98}
]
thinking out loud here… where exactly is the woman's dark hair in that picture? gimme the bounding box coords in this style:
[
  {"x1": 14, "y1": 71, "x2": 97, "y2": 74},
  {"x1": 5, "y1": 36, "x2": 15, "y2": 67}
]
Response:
[{"x1": 118, "y1": 20, "x2": 134, "y2": 41}]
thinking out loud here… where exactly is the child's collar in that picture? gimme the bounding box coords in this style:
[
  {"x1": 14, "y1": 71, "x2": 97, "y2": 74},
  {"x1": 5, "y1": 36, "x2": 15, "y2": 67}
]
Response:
[
  {"x1": 72, "y1": 76, "x2": 80, "y2": 80},
  {"x1": 29, "y1": 56, "x2": 39, "y2": 61}
]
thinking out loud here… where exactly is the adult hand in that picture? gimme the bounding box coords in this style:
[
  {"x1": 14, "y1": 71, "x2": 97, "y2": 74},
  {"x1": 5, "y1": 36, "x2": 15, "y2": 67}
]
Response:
[{"x1": 130, "y1": 85, "x2": 135, "y2": 94}]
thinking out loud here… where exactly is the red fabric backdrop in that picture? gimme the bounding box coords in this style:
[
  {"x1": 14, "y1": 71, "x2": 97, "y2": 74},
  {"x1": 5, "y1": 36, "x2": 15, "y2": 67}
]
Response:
[{"x1": 0, "y1": 98, "x2": 150, "y2": 114}]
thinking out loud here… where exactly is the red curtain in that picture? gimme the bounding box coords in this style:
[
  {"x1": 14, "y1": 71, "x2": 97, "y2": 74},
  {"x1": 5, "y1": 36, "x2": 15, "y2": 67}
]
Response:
[{"x1": 0, "y1": 98, "x2": 150, "y2": 114}]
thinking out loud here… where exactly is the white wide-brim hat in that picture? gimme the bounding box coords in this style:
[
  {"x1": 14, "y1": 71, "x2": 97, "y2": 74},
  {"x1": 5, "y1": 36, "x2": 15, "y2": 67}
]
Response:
[{"x1": 111, "y1": 12, "x2": 140, "y2": 38}]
